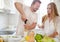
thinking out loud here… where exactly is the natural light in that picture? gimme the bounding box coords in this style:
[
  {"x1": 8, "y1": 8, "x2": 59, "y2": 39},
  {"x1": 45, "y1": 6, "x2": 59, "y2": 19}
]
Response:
[
  {"x1": 0, "y1": 0, "x2": 52, "y2": 25},
  {"x1": 0, "y1": 0, "x2": 53, "y2": 29}
]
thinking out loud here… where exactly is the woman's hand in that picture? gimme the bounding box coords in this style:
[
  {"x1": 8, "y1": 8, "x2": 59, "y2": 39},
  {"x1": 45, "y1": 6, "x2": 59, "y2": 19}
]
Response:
[
  {"x1": 38, "y1": 24, "x2": 44, "y2": 29},
  {"x1": 48, "y1": 32, "x2": 58, "y2": 38}
]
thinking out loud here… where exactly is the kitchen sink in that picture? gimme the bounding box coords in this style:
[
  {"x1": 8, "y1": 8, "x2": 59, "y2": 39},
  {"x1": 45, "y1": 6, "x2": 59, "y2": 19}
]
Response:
[{"x1": 0, "y1": 31, "x2": 15, "y2": 35}]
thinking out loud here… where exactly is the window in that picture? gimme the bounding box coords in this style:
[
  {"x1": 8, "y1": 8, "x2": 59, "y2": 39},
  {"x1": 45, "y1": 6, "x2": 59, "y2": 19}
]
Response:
[{"x1": 0, "y1": 0, "x2": 4, "y2": 9}]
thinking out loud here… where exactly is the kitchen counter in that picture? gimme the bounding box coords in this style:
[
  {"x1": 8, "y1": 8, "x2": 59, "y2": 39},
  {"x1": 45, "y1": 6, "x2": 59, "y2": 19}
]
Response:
[
  {"x1": 0, "y1": 28, "x2": 16, "y2": 35},
  {"x1": 0, "y1": 35, "x2": 22, "y2": 42}
]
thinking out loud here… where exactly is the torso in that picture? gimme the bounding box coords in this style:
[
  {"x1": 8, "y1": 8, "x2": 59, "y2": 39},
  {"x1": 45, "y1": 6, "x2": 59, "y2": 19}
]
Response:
[
  {"x1": 23, "y1": 6, "x2": 37, "y2": 25},
  {"x1": 44, "y1": 18, "x2": 55, "y2": 36},
  {"x1": 17, "y1": 5, "x2": 37, "y2": 35},
  {"x1": 43, "y1": 15, "x2": 60, "y2": 36}
]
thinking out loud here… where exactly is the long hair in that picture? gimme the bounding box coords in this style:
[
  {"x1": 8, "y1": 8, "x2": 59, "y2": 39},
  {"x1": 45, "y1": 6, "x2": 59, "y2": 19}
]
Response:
[
  {"x1": 48, "y1": 2, "x2": 59, "y2": 29},
  {"x1": 48, "y1": 2, "x2": 59, "y2": 18},
  {"x1": 42, "y1": 2, "x2": 59, "y2": 23}
]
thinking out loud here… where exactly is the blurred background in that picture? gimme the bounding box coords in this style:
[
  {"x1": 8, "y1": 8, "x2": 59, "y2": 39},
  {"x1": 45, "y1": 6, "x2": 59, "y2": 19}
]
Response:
[{"x1": 0, "y1": 0, "x2": 60, "y2": 35}]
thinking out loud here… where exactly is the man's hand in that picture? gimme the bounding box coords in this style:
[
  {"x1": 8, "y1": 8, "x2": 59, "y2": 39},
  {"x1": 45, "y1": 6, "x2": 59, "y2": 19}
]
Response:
[
  {"x1": 24, "y1": 24, "x2": 30, "y2": 30},
  {"x1": 24, "y1": 22, "x2": 37, "y2": 30},
  {"x1": 21, "y1": 15, "x2": 27, "y2": 22}
]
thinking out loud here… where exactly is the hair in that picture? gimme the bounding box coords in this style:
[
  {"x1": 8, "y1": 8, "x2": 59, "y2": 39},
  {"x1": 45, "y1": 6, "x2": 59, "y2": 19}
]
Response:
[
  {"x1": 48, "y1": 2, "x2": 59, "y2": 18},
  {"x1": 31, "y1": 0, "x2": 41, "y2": 5},
  {"x1": 42, "y1": 2, "x2": 59, "y2": 23},
  {"x1": 47, "y1": 2, "x2": 59, "y2": 31}
]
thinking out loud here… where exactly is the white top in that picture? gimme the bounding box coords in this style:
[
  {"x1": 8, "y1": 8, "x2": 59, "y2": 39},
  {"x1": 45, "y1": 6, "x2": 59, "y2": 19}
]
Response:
[
  {"x1": 44, "y1": 19, "x2": 55, "y2": 36},
  {"x1": 16, "y1": 4, "x2": 37, "y2": 35},
  {"x1": 44, "y1": 16, "x2": 60, "y2": 37},
  {"x1": 55, "y1": 16, "x2": 60, "y2": 37}
]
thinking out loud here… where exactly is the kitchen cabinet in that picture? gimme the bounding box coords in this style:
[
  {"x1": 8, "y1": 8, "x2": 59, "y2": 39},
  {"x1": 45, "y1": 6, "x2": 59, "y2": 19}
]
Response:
[
  {"x1": 0, "y1": 12, "x2": 8, "y2": 30},
  {"x1": 0, "y1": 11, "x2": 18, "y2": 31}
]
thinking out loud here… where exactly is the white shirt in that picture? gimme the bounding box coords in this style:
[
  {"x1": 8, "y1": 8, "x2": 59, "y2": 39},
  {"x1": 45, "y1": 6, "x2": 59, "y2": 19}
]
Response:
[
  {"x1": 44, "y1": 16, "x2": 60, "y2": 37},
  {"x1": 55, "y1": 16, "x2": 60, "y2": 37},
  {"x1": 44, "y1": 19, "x2": 55, "y2": 36},
  {"x1": 16, "y1": 4, "x2": 37, "y2": 35}
]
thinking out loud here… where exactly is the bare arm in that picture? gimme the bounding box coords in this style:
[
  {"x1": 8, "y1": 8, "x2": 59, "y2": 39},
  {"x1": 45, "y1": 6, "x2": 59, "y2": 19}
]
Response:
[
  {"x1": 48, "y1": 32, "x2": 58, "y2": 38},
  {"x1": 14, "y1": 2, "x2": 27, "y2": 21},
  {"x1": 15, "y1": 2, "x2": 25, "y2": 15},
  {"x1": 24, "y1": 22, "x2": 37, "y2": 30},
  {"x1": 38, "y1": 15, "x2": 46, "y2": 28}
]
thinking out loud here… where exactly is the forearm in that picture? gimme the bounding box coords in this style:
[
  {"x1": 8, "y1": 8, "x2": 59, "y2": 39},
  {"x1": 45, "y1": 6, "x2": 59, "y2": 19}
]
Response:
[
  {"x1": 48, "y1": 32, "x2": 58, "y2": 38},
  {"x1": 15, "y1": 2, "x2": 27, "y2": 21},
  {"x1": 15, "y1": 2, "x2": 25, "y2": 15}
]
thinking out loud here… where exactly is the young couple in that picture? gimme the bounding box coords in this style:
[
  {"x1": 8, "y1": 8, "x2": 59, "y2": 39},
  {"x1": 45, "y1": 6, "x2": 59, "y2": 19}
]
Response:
[{"x1": 15, "y1": 0, "x2": 60, "y2": 42}]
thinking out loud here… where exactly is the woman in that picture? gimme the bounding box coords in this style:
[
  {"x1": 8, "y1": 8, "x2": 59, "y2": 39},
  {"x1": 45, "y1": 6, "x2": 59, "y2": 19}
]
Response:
[{"x1": 38, "y1": 2, "x2": 60, "y2": 42}]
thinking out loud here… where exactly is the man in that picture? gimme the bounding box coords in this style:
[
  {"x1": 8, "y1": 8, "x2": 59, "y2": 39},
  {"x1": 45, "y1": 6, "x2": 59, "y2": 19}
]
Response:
[{"x1": 15, "y1": 0, "x2": 41, "y2": 36}]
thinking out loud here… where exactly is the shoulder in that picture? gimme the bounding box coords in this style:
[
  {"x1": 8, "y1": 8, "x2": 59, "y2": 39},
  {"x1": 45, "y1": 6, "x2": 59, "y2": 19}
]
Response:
[
  {"x1": 55, "y1": 16, "x2": 60, "y2": 20},
  {"x1": 55, "y1": 16, "x2": 60, "y2": 23}
]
